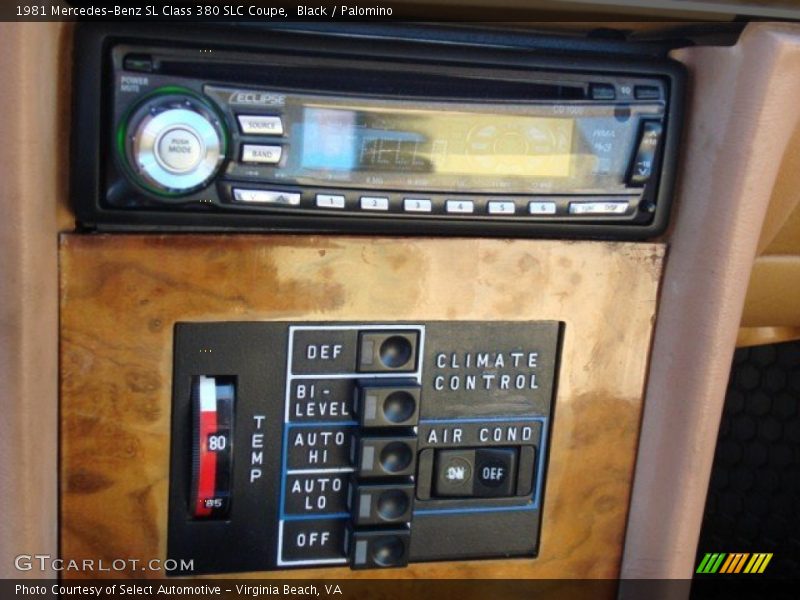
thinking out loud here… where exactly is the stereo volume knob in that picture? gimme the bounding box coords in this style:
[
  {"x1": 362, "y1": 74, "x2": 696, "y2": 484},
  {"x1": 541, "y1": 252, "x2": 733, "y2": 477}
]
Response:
[{"x1": 122, "y1": 90, "x2": 227, "y2": 195}]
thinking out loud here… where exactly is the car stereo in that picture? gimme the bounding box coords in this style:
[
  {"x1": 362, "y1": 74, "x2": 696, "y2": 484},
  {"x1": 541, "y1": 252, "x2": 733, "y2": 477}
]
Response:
[{"x1": 72, "y1": 24, "x2": 684, "y2": 238}]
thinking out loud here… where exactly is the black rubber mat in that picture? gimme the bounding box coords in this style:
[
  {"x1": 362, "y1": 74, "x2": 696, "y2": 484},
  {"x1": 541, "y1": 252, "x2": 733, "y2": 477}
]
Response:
[{"x1": 695, "y1": 341, "x2": 800, "y2": 577}]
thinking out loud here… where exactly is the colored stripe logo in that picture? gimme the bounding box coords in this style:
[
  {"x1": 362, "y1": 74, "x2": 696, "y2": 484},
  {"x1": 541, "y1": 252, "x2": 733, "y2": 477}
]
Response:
[{"x1": 696, "y1": 553, "x2": 773, "y2": 574}]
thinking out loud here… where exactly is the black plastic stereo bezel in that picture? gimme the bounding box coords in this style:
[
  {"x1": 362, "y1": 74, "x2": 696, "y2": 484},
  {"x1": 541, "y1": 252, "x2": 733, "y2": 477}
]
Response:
[{"x1": 71, "y1": 22, "x2": 686, "y2": 240}]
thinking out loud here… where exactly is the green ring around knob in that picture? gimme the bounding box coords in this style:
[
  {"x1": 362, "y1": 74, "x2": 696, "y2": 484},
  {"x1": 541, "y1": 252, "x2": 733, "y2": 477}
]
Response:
[{"x1": 116, "y1": 85, "x2": 229, "y2": 198}]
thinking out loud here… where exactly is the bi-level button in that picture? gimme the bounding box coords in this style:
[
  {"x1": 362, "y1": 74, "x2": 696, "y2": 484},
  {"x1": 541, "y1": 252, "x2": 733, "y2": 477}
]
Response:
[{"x1": 356, "y1": 382, "x2": 420, "y2": 428}]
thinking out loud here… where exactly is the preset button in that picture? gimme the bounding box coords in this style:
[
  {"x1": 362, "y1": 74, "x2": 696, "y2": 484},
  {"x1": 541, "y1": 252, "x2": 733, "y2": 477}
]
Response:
[
  {"x1": 487, "y1": 201, "x2": 515, "y2": 215},
  {"x1": 316, "y1": 194, "x2": 346, "y2": 209},
  {"x1": 445, "y1": 200, "x2": 474, "y2": 214},
  {"x1": 529, "y1": 201, "x2": 557, "y2": 215},
  {"x1": 360, "y1": 196, "x2": 389, "y2": 211},
  {"x1": 403, "y1": 198, "x2": 432, "y2": 212}
]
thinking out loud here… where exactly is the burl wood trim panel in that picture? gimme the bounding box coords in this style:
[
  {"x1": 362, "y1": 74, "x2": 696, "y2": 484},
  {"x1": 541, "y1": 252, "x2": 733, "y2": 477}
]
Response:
[{"x1": 60, "y1": 234, "x2": 663, "y2": 580}]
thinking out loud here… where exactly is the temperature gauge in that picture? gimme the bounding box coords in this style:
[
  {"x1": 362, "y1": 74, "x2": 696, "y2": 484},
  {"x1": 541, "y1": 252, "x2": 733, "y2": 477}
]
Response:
[{"x1": 190, "y1": 375, "x2": 235, "y2": 519}]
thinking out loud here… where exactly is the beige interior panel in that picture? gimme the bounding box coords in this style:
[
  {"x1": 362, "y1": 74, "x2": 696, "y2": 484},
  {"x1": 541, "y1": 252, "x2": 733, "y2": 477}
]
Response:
[
  {"x1": 0, "y1": 22, "x2": 71, "y2": 579},
  {"x1": 623, "y1": 22, "x2": 800, "y2": 580}
]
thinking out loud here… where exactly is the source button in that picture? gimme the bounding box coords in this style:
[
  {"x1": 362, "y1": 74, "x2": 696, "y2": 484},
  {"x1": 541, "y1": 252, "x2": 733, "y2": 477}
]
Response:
[{"x1": 237, "y1": 115, "x2": 284, "y2": 135}]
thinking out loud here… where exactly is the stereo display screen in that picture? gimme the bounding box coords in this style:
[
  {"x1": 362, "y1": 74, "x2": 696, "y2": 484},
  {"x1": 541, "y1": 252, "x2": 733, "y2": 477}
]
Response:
[
  {"x1": 270, "y1": 99, "x2": 663, "y2": 194},
  {"x1": 299, "y1": 107, "x2": 574, "y2": 178}
]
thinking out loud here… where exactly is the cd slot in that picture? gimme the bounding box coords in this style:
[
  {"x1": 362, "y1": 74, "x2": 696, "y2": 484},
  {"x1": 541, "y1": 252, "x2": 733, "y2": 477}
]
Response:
[{"x1": 153, "y1": 58, "x2": 586, "y2": 101}]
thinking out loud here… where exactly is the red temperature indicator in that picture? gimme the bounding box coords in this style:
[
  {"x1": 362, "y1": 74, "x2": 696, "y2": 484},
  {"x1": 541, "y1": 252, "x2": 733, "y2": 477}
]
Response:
[{"x1": 190, "y1": 375, "x2": 234, "y2": 519}]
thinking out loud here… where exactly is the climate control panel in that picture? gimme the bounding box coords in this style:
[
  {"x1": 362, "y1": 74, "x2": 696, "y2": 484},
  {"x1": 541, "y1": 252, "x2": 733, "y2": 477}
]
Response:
[{"x1": 168, "y1": 321, "x2": 560, "y2": 574}]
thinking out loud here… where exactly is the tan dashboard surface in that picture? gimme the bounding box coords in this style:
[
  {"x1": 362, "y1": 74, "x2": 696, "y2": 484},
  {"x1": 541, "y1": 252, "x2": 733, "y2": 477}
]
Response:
[{"x1": 741, "y1": 138, "x2": 800, "y2": 330}]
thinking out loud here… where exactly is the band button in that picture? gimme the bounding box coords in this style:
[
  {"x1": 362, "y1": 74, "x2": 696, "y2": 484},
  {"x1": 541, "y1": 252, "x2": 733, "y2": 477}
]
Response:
[{"x1": 241, "y1": 144, "x2": 282, "y2": 164}]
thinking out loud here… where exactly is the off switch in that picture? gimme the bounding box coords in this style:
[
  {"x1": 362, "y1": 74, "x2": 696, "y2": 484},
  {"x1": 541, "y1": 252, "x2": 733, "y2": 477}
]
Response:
[{"x1": 474, "y1": 448, "x2": 518, "y2": 497}]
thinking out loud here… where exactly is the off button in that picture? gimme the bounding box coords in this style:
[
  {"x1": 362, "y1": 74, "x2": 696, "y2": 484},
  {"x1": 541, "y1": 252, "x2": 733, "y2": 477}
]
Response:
[
  {"x1": 474, "y1": 448, "x2": 517, "y2": 497},
  {"x1": 155, "y1": 126, "x2": 204, "y2": 173}
]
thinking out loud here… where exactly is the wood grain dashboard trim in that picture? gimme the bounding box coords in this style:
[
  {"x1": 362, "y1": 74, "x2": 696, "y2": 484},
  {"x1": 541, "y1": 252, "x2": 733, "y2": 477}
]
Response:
[{"x1": 60, "y1": 234, "x2": 663, "y2": 580}]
